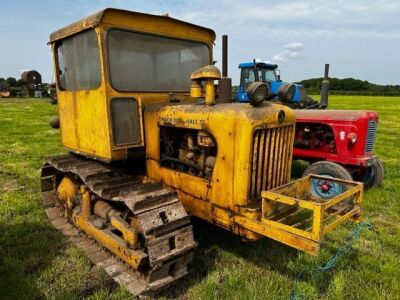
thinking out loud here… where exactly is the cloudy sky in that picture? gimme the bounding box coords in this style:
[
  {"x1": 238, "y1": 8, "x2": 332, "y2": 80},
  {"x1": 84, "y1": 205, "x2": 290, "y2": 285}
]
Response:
[{"x1": 0, "y1": 0, "x2": 399, "y2": 84}]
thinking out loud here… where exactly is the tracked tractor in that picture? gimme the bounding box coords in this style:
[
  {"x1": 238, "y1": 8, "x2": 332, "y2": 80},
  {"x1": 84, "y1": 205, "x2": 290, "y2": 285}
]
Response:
[
  {"x1": 238, "y1": 61, "x2": 384, "y2": 197},
  {"x1": 42, "y1": 8, "x2": 364, "y2": 296}
]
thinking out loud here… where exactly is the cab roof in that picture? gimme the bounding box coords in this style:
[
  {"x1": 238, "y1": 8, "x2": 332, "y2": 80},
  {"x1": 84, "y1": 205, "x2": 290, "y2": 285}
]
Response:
[
  {"x1": 239, "y1": 61, "x2": 278, "y2": 69},
  {"x1": 49, "y1": 8, "x2": 216, "y2": 44}
]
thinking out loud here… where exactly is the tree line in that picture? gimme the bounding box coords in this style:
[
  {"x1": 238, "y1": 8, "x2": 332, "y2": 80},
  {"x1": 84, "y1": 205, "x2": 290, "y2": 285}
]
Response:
[
  {"x1": 0, "y1": 77, "x2": 23, "y2": 89},
  {"x1": 2, "y1": 75, "x2": 399, "y2": 95},
  {"x1": 299, "y1": 77, "x2": 400, "y2": 93}
]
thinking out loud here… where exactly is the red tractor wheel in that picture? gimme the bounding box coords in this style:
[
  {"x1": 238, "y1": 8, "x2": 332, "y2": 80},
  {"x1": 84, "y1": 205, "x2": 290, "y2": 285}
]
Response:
[{"x1": 303, "y1": 161, "x2": 353, "y2": 199}]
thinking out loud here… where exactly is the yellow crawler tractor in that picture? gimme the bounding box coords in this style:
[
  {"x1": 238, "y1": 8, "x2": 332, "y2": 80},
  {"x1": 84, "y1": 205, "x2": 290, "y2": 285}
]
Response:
[{"x1": 41, "y1": 8, "x2": 364, "y2": 295}]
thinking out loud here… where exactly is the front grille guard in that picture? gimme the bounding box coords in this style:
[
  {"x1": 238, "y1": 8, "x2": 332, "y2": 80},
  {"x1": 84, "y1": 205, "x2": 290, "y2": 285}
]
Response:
[
  {"x1": 259, "y1": 175, "x2": 363, "y2": 255},
  {"x1": 249, "y1": 126, "x2": 294, "y2": 201}
]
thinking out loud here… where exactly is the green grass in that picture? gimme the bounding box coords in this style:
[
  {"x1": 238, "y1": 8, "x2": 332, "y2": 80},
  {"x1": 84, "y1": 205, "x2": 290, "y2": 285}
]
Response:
[{"x1": 0, "y1": 96, "x2": 399, "y2": 299}]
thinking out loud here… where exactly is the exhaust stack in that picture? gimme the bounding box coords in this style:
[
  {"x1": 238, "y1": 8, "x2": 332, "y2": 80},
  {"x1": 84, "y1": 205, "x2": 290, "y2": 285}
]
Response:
[
  {"x1": 222, "y1": 35, "x2": 228, "y2": 77},
  {"x1": 218, "y1": 34, "x2": 232, "y2": 103},
  {"x1": 320, "y1": 63, "x2": 329, "y2": 109}
]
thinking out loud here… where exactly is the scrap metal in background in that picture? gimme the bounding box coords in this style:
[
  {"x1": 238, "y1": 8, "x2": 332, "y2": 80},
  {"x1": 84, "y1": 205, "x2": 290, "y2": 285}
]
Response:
[{"x1": 21, "y1": 70, "x2": 43, "y2": 97}]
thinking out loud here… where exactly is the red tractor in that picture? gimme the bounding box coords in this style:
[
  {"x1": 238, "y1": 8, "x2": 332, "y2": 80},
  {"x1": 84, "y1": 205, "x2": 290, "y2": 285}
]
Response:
[
  {"x1": 294, "y1": 109, "x2": 383, "y2": 197},
  {"x1": 238, "y1": 60, "x2": 384, "y2": 197}
]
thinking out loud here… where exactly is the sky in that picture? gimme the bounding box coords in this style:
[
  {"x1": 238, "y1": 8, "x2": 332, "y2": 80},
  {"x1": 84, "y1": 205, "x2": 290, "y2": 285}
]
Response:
[{"x1": 0, "y1": 0, "x2": 399, "y2": 85}]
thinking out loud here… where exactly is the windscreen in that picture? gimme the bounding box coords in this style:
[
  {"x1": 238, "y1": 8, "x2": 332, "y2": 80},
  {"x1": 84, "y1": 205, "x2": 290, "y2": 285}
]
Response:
[
  {"x1": 258, "y1": 68, "x2": 277, "y2": 82},
  {"x1": 107, "y1": 30, "x2": 210, "y2": 92},
  {"x1": 56, "y1": 29, "x2": 101, "y2": 91}
]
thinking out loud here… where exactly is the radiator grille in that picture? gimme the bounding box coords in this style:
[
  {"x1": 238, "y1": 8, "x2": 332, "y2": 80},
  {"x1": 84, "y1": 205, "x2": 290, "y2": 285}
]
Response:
[
  {"x1": 249, "y1": 126, "x2": 294, "y2": 201},
  {"x1": 365, "y1": 120, "x2": 377, "y2": 153}
]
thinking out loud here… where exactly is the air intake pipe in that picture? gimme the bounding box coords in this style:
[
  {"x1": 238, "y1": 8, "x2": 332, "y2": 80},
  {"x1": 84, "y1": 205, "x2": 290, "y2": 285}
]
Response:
[
  {"x1": 190, "y1": 65, "x2": 221, "y2": 105},
  {"x1": 320, "y1": 64, "x2": 329, "y2": 109}
]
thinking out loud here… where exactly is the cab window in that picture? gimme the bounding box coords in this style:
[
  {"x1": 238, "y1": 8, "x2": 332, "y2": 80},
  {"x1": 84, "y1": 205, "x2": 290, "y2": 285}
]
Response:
[
  {"x1": 107, "y1": 29, "x2": 210, "y2": 92},
  {"x1": 258, "y1": 68, "x2": 277, "y2": 82},
  {"x1": 56, "y1": 29, "x2": 101, "y2": 91},
  {"x1": 241, "y1": 68, "x2": 256, "y2": 90}
]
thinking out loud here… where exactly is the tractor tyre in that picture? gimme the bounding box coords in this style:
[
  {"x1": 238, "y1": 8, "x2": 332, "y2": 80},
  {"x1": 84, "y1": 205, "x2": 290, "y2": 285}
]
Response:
[
  {"x1": 363, "y1": 158, "x2": 384, "y2": 188},
  {"x1": 49, "y1": 116, "x2": 60, "y2": 129},
  {"x1": 303, "y1": 161, "x2": 353, "y2": 199}
]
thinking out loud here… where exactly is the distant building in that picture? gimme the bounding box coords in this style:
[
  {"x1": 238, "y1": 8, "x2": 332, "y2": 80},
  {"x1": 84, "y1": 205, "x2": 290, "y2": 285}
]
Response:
[
  {"x1": 21, "y1": 70, "x2": 42, "y2": 97},
  {"x1": 0, "y1": 81, "x2": 10, "y2": 98}
]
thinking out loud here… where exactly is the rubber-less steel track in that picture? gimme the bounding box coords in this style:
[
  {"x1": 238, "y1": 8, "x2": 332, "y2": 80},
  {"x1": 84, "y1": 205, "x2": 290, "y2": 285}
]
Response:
[{"x1": 40, "y1": 153, "x2": 197, "y2": 296}]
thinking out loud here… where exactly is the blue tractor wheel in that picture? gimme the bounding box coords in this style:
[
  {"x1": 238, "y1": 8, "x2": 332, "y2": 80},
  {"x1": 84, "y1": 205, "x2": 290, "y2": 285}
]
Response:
[{"x1": 303, "y1": 161, "x2": 353, "y2": 199}]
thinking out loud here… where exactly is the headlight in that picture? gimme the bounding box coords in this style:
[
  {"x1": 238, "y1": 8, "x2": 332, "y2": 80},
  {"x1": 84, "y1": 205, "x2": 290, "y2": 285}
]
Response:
[
  {"x1": 246, "y1": 82, "x2": 268, "y2": 106},
  {"x1": 347, "y1": 133, "x2": 357, "y2": 144},
  {"x1": 277, "y1": 83, "x2": 295, "y2": 102},
  {"x1": 277, "y1": 110, "x2": 285, "y2": 124}
]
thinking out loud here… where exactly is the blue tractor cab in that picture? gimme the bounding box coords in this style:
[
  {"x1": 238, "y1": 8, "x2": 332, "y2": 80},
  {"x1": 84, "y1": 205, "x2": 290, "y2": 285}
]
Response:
[{"x1": 237, "y1": 60, "x2": 314, "y2": 108}]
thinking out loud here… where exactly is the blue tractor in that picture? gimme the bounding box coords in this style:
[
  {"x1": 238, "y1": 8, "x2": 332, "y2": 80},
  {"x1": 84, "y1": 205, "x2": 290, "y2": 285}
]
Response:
[{"x1": 237, "y1": 60, "x2": 319, "y2": 109}]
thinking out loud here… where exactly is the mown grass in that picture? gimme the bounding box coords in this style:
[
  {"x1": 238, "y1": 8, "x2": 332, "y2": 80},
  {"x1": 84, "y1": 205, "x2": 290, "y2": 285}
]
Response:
[{"x1": 0, "y1": 96, "x2": 399, "y2": 299}]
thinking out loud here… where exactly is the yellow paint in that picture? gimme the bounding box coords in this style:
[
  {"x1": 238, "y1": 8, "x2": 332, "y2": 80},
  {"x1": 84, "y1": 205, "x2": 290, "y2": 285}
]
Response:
[
  {"x1": 204, "y1": 79, "x2": 215, "y2": 106},
  {"x1": 145, "y1": 101, "x2": 296, "y2": 232},
  {"x1": 190, "y1": 82, "x2": 203, "y2": 98},
  {"x1": 322, "y1": 207, "x2": 361, "y2": 235},
  {"x1": 80, "y1": 186, "x2": 91, "y2": 219},
  {"x1": 311, "y1": 205, "x2": 323, "y2": 241},
  {"x1": 56, "y1": 177, "x2": 78, "y2": 210},
  {"x1": 190, "y1": 65, "x2": 221, "y2": 105},
  {"x1": 50, "y1": 8, "x2": 364, "y2": 256},
  {"x1": 143, "y1": 100, "x2": 362, "y2": 254},
  {"x1": 190, "y1": 66, "x2": 221, "y2": 80},
  {"x1": 259, "y1": 175, "x2": 363, "y2": 254},
  {"x1": 50, "y1": 9, "x2": 215, "y2": 162},
  {"x1": 93, "y1": 200, "x2": 139, "y2": 248},
  {"x1": 72, "y1": 211, "x2": 146, "y2": 269},
  {"x1": 55, "y1": 177, "x2": 142, "y2": 264},
  {"x1": 110, "y1": 215, "x2": 139, "y2": 248},
  {"x1": 234, "y1": 214, "x2": 320, "y2": 255}
]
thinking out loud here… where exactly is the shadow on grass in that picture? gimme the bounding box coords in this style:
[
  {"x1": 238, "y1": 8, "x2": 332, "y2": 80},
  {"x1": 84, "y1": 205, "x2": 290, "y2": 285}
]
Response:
[
  {"x1": 159, "y1": 218, "x2": 301, "y2": 298},
  {"x1": 160, "y1": 160, "x2": 312, "y2": 297},
  {"x1": 157, "y1": 162, "x2": 311, "y2": 298},
  {"x1": 0, "y1": 221, "x2": 68, "y2": 300}
]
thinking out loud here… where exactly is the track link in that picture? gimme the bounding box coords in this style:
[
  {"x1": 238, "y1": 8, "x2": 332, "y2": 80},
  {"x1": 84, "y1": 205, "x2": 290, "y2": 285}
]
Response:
[{"x1": 41, "y1": 153, "x2": 197, "y2": 296}]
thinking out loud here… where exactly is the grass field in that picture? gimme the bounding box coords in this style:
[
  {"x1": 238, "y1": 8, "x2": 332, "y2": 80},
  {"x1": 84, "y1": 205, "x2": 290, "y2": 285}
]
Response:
[{"x1": 0, "y1": 96, "x2": 399, "y2": 299}]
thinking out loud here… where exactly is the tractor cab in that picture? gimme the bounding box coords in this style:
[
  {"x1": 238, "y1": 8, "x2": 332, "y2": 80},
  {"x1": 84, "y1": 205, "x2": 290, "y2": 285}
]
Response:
[
  {"x1": 49, "y1": 8, "x2": 215, "y2": 161},
  {"x1": 238, "y1": 61, "x2": 279, "y2": 101}
]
